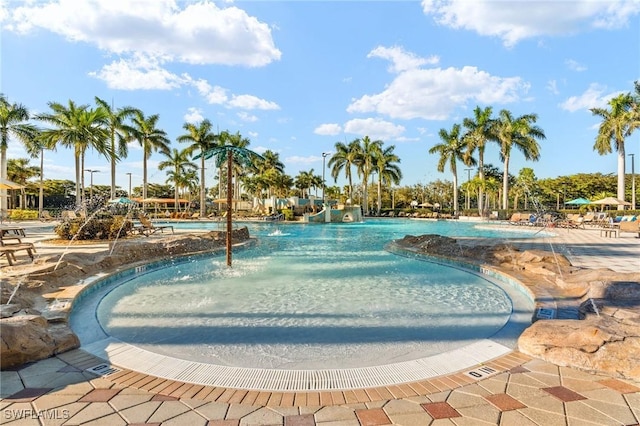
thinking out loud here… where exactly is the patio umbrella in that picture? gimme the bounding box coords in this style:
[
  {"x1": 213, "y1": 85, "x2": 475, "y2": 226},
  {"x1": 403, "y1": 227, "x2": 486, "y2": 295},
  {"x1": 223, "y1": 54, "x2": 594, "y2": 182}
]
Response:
[
  {"x1": 591, "y1": 197, "x2": 631, "y2": 211},
  {"x1": 565, "y1": 197, "x2": 591, "y2": 205},
  {"x1": 419, "y1": 202, "x2": 433, "y2": 208},
  {"x1": 0, "y1": 179, "x2": 24, "y2": 190},
  {"x1": 108, "y1": 197, "x2": 137, "y2": 205}
]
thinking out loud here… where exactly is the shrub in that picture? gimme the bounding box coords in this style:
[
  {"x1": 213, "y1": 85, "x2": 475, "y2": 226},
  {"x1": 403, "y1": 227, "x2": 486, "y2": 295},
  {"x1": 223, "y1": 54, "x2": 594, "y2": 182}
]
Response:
[
  {"x1": 54, "y1": 216, "x2": 134, "y2": 240},
  {"x1": 8, "y1": 209, "x2": 38, "y2": 220}
]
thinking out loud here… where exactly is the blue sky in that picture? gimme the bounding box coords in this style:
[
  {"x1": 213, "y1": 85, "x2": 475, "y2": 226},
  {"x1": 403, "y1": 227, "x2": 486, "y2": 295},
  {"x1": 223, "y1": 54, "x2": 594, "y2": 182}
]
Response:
[{"x1": 2, "y1": 0, "x2": 639, "y2": 192}]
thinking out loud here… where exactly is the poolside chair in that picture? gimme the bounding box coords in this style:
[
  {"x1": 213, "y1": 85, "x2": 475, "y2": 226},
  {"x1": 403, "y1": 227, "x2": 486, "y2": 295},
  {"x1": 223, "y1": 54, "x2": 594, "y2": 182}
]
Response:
[
  {"x1": 508, "y1": 213, "x2": 522, "y2": 225},
  {"x1": 39, "y1": 210, "x2": 55, "y2": 222},
  {"x1": 62, "y1": 210, "x2": 78, "y2": 220},
  {"x1": 136, "y1": 215, "x2": 174, "y2": 236},
  {"x1": 190, "y1": 212, "x2": 200, "y2": 220}
]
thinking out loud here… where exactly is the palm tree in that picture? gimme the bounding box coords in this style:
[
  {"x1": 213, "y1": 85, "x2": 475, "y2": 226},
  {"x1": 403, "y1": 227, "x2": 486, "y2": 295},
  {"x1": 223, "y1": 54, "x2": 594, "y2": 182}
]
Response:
[
  {"x1": 94, "y1": 97, "x2": 139, "y2": 200},
  {"x1": 429, "y1": 123, "x2": 474, "y2": 214},
  {"x1": 463, "y1": 106, "x2": 495, "y2": 215},
  {"x1": 294, "y1": 169, "x2": 315, "y2": 198},
  {"x1": 354, "y1": 136, "x2": 383, "y2": 215},
  {"x1": 251, "y1": 149, "x2": 285, "y2": 197},
  {"x1": 177, "y1": 119, "x2": 219, "y2": 216},
  {"x1": 590, "y1": 93, "x2": 637, "y2": 209},
  {"x1": 494, "y1": 109, "x2": 545, "y2": 210},
  {"x1": 328, "y1": 139, "x2": 361, "y2": 201},
  {"x1": 373, "y1": 145, "x2": 402, "y2": 215},
  {"x1": 194, "y1": 144, "x2": 263, "y2": 266},
  {"x1": 23, "y1": 135, "x2": 51, "y2": 216},
  {"x1": 225, "y1": 131, "x2": 251, "y2": 202},
  {"x1": 158, "y1": 148, "x2": 197, "y2": 211},
  {"x1": 37, "y1": 100, "x2": 111, "y2": 205},
  {"x1": 125, "y1": 111, "x2": 170, "y2": 207},
  {"x1": 0, "y1": 95, "x2": 39, "y2": 217},
  {"x1": 7, "y1": 158, "x2": 39, "y2": 209}
]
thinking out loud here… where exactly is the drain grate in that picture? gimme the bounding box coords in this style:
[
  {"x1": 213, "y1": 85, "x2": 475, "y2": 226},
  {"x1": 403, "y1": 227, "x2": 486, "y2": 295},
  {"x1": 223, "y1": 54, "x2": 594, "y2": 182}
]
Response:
[
  {"x1": 80, "y1": 338, "x2": 512, "y2": 391},
  {"x1": 464, "y1": 366, "x2": 498, "y2": 380},
  {"x1": 85, "y1": 363, "x2": 121, "y2": 376},
  {"x1": 536, "y1": 308, "x2": 555, "y2": 320}
]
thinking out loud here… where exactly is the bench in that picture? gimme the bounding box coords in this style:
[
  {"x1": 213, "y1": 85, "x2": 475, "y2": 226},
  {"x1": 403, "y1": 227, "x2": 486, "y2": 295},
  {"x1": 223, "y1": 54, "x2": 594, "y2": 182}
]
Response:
[{"x1": 0, "y1": 243, "x2": 36, "y2": 266}]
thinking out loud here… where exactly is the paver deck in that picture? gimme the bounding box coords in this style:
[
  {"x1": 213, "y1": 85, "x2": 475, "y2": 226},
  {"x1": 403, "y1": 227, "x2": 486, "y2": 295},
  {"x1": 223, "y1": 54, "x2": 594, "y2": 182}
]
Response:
[{"x1": 1, "y1": 220, "x2": 639, "y2": 425}]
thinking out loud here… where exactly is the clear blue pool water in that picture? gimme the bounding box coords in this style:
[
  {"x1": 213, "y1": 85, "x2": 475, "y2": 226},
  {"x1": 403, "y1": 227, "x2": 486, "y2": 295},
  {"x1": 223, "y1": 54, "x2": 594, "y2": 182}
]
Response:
[{"x1": 81, "y1": 219, "x2": 536, "y2": 369}]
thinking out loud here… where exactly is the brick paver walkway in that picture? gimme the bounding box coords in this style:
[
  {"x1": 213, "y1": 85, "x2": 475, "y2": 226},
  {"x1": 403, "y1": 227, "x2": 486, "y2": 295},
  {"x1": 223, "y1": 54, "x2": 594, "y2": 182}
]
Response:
[{"x1": 1, "y1": 220, "x2": 639, "y2": 425}]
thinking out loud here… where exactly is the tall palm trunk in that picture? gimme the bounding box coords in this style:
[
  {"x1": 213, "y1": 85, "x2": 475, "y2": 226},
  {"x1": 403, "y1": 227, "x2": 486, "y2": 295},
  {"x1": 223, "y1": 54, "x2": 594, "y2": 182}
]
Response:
[
  {"x1": 75, "y1": 154, "x2": 81, "y2": 205},
  {"x1": 377, "y1": 176, "x2": 382, "y2": 216},
  {"x1": 39, "y1": 149, "x2": 44, "y2": 216},
  {"x1": 1, "y1": 146, "x2": 7, "y2": 217},
  {"x1": 617, "y1": 147, "x2": 625, "y2": 210},
  {"x1": 502, "y1": 154, "x2": 510, "y2": 210},
  {"x1": 143, "y1": 149, "x2": 148, "y2": 211},
  {"x1": 477, "y1": 149, "x2": 485, "y2": 215},
  {"x1": 110, "y1": 132, "x2": 116, "y2": 200}
]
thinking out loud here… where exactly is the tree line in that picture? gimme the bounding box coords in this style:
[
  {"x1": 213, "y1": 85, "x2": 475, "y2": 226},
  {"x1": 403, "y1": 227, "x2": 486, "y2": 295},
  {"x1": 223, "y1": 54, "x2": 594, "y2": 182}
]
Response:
[{"x1": 1, "y1": 80, "x2": 638, "y2": 217}]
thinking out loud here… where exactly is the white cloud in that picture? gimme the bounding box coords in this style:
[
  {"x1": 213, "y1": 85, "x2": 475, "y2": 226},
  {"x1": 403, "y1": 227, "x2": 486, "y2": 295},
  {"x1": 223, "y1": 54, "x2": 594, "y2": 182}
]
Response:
[
  {"x1": 237, "y1": 111, "x2": 258, "y2": 122},
  {"x1": 89, "y1": 55, "x2": 185, "y2": 90},
  {"x1": 314, "y1": 123, "x2": 342, "y2": 136},
  {"x1": 343, "y1": 118, "x2": 405, "y2": 141},
  {"x1": 421, "y1": 0, "x2": 640, "y2": 47},
  {"x1": 228, "y1": 94, "x2": 280, "y2": 110},
  {"x1": 248, "y1": 131, "x2": 259, "y2": 138},
  {"x1": 348, "y1": 63, "x2": 527, "y2": 120},
  {"x1": 547, "y1": 80, "x2": 559, "y2": 95},
  {"x1": 565, "y1": 59, "x2": 587, "y2": 72},
  {"x1": 189, "y1": 79, "x2": 229, "y2": 104},
  {"x1": 368, "y1": 45, "x2": 439, "y2": 73},
  {"x1": 184, "y1": 107, "x2": 204, "y2": 124},
  {"x1": 4, "y1": 0, "x2": 281, "y2": 66},
  {"x1": 559, "y1": 83, "x2": 622, "y2": 112}
]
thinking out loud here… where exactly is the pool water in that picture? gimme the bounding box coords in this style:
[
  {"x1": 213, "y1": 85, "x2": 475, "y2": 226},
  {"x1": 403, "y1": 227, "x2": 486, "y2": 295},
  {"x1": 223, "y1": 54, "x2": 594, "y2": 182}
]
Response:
[{"x1": 81, "y1": 220, "x2": 535, "y2": 369}]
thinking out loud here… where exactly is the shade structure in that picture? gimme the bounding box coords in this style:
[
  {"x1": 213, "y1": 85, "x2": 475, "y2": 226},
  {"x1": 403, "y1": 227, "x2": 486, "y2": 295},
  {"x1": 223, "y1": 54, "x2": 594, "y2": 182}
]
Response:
[
  {"x1": 108, "y1": 197, "x2": 137, "y2": 205},
  {"x1": 591, "y1": 197, "x2": 631, "y2": 206},
  {"x1": 0, "y1": 179, "x2": 24, "y2": 190},
  {"x1": 418, "y1": 202, "x2": 433, "y2": 208},
  {"x1": 565, "y1": 197, "x2": 591, "y2": 205}
]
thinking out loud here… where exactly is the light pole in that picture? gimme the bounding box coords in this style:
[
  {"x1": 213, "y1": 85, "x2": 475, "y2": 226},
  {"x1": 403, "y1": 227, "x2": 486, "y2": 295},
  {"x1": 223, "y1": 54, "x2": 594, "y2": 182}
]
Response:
[
  {"x1": 126, "y1": 172, "x2": 132, "y2": 198},
  {"x1": 322, "y1": 152, "x2": 330, "y2": 203},
  {"x1": 629, "y1": 153, "x2": 636, "y2": 210},
  {"x1": 84, "y1": 169, "x2": 99, "y2": 199},
  {"x1": 464, "y1": 168, "x2": 473, "y2": 210}
]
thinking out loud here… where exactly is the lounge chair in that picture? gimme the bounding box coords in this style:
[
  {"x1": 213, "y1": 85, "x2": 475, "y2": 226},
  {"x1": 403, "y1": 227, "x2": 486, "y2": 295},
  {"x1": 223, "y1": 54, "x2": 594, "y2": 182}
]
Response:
[
  {"x1": 0, "y1": 243, "x2": 36, "y2": 266},
  {"x1": 508, "y1": 213, "x2": 522, "y2": 225},
  {"x1": 136, "y1": 216, "x2": 174, "y2": 236},
  {"x1": 61, "y1": 210, "x2": 78, "y2": 220},
  {"x1": 190, "y1": 212, "x2": 200, "y2": 220},
  {"x1": 40, "y1": 210, "x2": 55, "y2": 222},
  {"x1": 581, "y1": 212, "x2": 596, "y2": 227}
]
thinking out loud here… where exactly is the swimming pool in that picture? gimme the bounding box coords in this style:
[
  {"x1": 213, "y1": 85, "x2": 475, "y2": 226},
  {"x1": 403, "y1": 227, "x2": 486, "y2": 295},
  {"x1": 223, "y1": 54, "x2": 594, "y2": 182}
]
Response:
[{"x1": 72, "y1": 219, "x2": 536, "y2": 378}]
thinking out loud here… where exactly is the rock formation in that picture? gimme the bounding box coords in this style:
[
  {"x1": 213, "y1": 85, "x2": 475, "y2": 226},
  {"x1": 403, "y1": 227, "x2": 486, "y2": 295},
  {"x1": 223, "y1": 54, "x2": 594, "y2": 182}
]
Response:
[
  {"x1": 393, "y1": 234, "x2": 640, "y2": 381},
  {"x1": 0, "y1": 228, "x2": 251, "y2": 369}
]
